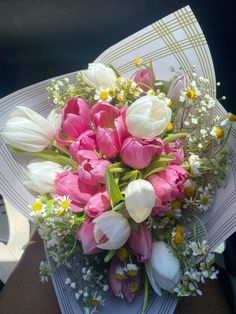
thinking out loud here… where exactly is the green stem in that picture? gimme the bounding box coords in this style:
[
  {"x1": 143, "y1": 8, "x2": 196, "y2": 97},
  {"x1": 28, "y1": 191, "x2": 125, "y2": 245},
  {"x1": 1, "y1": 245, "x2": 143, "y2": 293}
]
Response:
[
  {"x1": 52, "y1": 141, "x2": 70, "y2": 156},
  {"x1": 141, "y1": 271, "x2": 150, "y2": 314}
]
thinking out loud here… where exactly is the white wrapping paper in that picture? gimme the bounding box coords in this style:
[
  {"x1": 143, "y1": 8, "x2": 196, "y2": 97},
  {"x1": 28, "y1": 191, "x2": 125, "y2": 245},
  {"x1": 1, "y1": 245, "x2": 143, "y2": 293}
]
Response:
[{"x1": 0, "y1": 5, "x2": 235, "y2": 314}]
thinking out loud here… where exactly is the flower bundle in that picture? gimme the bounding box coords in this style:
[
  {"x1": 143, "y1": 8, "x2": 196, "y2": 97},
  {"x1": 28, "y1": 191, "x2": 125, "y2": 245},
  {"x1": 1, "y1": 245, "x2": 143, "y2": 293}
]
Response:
[{"x1": 3, "y1": 59, "x2": 234, "y2": 313}]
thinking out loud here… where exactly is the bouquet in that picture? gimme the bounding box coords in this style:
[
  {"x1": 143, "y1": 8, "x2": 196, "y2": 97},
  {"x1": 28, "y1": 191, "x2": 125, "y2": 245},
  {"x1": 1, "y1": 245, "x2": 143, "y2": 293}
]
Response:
[{"x1": 0, "y1": 6, "x2": 236, "y2": 314}]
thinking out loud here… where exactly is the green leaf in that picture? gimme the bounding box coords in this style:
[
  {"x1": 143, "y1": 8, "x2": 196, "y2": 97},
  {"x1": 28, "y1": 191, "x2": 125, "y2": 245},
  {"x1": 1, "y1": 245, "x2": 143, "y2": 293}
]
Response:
[
  {"x1": 104, "y1": 250, "x2": 117, "y2": 263},
  {"x1": 105, "y1": 166, "x2": 124, "y2": 207},
  {"x1": 158, "y1": 154, "x2": 175, "y2": 162},
  {"x1": 112, "y1": 201, "x2": 126, "y2": 212},
  {"x1": 143, "y1": 166, "x2": 165, "y2": 178},
  {"x1": 163, "y1": 133, "x2": 189, "y2": 144}
]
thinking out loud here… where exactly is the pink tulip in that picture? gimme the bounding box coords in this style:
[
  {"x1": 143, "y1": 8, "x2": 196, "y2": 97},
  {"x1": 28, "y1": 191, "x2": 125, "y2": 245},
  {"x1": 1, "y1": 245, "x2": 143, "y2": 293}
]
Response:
[
  {"x1": 96, "y1": 127, "x2": 120, "y2": 158},
  {"x1": 164, "y1": 140, "x2": 184, "y2": 165},
  {"x1": 109, "y1": 257, "x2": 141, "y2": 303},
  {"x1": 91, "y1": 103, "x2": 128, "y2": 158},
  {"x1": 76, "y1": 150, "x2": 99, "y2": 163},
  {"x1": 85, "y1": 189, "x2": 111, "y2": 218},
  {"x1": 78, "y1": 159, "x2": 111, "y2": 186},
  {"x1": 167, "y1": 74, "x2": 189, "y2": 106},
  {"x1": 62, "y1": 97, "x2": 90, "y2": 139},
  {"x1": 77, "y1": 219, "x2": 103, "y2": 255},
  {"x1": 128, "y1": 223, "x2": 152, "y2": 262},
  {"x1": 148, "y1": 165, "x2": 187, "y2": 215},
  {"x1": 90, "y1": 102, "x2": 120, "y2": 128},
  {"x1": 134, "y1": 68, "x2": 155, "y2": 92},
  {"x1": 69, "y1": 130, "x2": 97, "y2": 161},
  {"x1": 120, "y1": 137, "x2": 164, "y2": 169},
  {"x1": 53, "y1": 172, "x2": 98, "y2": 209}
]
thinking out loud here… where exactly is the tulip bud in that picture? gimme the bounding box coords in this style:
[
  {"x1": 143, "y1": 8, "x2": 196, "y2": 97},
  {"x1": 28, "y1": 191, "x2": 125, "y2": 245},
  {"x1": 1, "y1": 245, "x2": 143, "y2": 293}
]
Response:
[
  {"x1": 93, "y1": 211, "x2": 131, "y2": 250},
  {"x1": 133, "y1": 68, "x2": 155, "y2": 91},
  {"x1": 82, "y1": 63, "x2": 117, "y2": 89},
  {"x1": 77, "y1": 219, "x2": 102, "y2": 255},
  {"x1": 3, "y1": 106, "x2": 54, "y2": 152},
  {"x1": 126, "y1": 95, "x2": 172, "y2": 138},
  {"x1": 24, "y1": 161, "x2": 64, "y2": 194},
  {"x1": 145, "y1": 241, "x2": 180, "y2": 295},
  {"x1": 125, "y1": 179, "x2": 156, "y2": 223},
  {"x1": 167, "y1": 74, "x2": 189, "y2": 106},
  {"x1": 120, "y1": 137, "x2": 163, "y2": 169},
  {"x1": 47, "y1": 108, "x2": 62, "y2": 135},
  {"x1": 128, "y1": 222, "x2": 152, "y2": 261}
]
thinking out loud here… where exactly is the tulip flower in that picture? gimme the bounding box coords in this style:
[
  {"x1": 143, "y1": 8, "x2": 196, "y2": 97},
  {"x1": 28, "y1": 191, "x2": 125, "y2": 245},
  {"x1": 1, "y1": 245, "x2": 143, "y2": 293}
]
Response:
[
  {"x1": 125, "y1": 179, "x2": 156, "y2": 223},
  {"x1": 128, "y1": 222, "x2": 152, "y2": 262},
  {"x1": 90, "y1": 103, "x2": 128, "y2": 157},
  {"x1": 164, "y1": 140, "x2": 184, "y2": 165},
  {"x1": 82, "y1": 63, "x2": 117, "y2": 89},
  {"x1": 62, "y1": 97, "x2": 90, "y2": 139},
  {"x1": 77, "y1": 219, "x2": 103, "y2": 255},
  {"x1": 78, "y1": 159, "x2": 111, "y2": 186},
  {"x1": 85, "y1": 189, "x2": 111, "y2": 218},
  {"x1": 126, "y1": 95, "x2": 172, "y2": 138},
  {"x1": 24, "y1": 161, "x2": 64, "y2": 194},
  {"x1": 134, "y1": 68, "x2": 155, "y2": 91},
  {"x1": 53, "y1": 172, "x2": 98, "y2": 209},
  {"x1": 167, "y1": 74, "x2": 189, "y2": 106},
  {"x1": 93, "y1": 211, "x2": 131, "y2": 250},
  {"x1": 148, "y1": 165, "x2": 187, "y2": 215},
  {"x1": 3, "y1": 106, "x2": 54, "y2": 152},
  {"x1": 69, "y1": 130, "x2": 97, "y2": 161},
  {"x1": 47, "y1": 108, "x2": 62, "y2": 135},
  {"x1": 120, "y1": 137, "x2": 163, "y2": 169},
  {"x1": 145, "y1": 241, "x2": 180, "y2": 295}
]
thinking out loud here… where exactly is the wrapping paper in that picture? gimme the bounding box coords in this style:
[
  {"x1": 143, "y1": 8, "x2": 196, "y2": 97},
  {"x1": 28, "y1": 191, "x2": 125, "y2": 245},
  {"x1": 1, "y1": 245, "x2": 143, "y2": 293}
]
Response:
[{"x1": 0, "y1": 5, "x2": 235, "y2": 314}]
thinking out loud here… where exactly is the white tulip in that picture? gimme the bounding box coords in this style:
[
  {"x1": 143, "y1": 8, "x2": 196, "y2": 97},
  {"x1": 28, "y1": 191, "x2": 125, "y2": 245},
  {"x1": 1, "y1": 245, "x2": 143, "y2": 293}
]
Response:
[
  {"x1": 145, "y1": 241, "x2": 180, "y2": 295},
  {"x1": 82, "y1": 63, "x2": 117, "y2": 89},
  {"x1": 93, "y1": 211, "x2": 130, "y2": 250},
  {"x1": 126, "y1": 95, "x2": 172, "y2": 138},
  {"x1": 3, "y1": 106, "x2": 54, "y2": 152},
  {"x1": 24, "y1": 161, "x2": 64, "y2": 194},
  {"x1": 125, "y1": 179, "x2": 155, "y2": 223},
  {"x1": 47, "y1": 108, "x2": 62, "y2": 134}
]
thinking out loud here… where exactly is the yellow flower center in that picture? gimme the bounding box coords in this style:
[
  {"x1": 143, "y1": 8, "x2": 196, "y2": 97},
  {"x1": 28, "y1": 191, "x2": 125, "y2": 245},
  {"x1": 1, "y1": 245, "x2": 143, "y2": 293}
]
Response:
[
  {"x1": 127, "y1": 269, "x2": 138, "y2": 277},
  {"x1": 61, "y1": 199, "x2": 69, "y2": 209},
  {"x1": 172, "y1": 200, "x2": 181, "y2": 209},
  {"x1": 166, "y1": 210, "x2": 175, "y2": 218},
  {"x1": 167, "y1": 99, "x2": 172, "y2": 107},
  {"x1": 91, "y1": 298, "x2": 101, "y2": 307},
  {"x1": 228, "y1": 114, "x2": 236, "y2": 122},
  {"x1": 149, "y1": 89, "x2": 156, "y2": 95},
  {"x1": 57, "y1": 210, "x2": 66, "y2": 216},
  {"x1": 176, "y1": 226, "x2": 184, "y2": 236},
  {"x1": 166, "y1": 122, "x2": 173, "y2": 131},
  {"x1": 174, "y1": 232, "x2": 183, "y2": 245},
  {"x1": 186, "y1": 89, "x2": 195, "y2": 99},
  {"x1": 100, "y1": 91, "x2": 109, "y2": 100},
  {"x1": 184, "y1": 186, "x2": 195, "y2": 197},
  {"x1": 201, "y1": 196, "x2": 209, "y2": 205},
  {"x1": 32, "y1": 202, "x2": 43, "y2": 211},
  {"x1": 134, "y1": 57, "x2": 142, "y2": 66},
  {"x1": 215, "y1": 127, "x2": 224, "y2": 138},
  {"x1": 117, "y1": 248, "x2": 128, "y2": 261},
  {"x1": 129, "y1": 282, "x2": 139, "y2": 293},
  {"x1": 115, "y1": 273, "x2": 125, "y2": 281}
]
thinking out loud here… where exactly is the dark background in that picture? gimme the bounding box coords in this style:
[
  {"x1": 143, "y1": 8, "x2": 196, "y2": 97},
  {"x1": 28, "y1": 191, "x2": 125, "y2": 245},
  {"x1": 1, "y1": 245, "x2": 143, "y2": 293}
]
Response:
[{"x1": 0, "y1": 0, "x2": 235, "y2": 113}]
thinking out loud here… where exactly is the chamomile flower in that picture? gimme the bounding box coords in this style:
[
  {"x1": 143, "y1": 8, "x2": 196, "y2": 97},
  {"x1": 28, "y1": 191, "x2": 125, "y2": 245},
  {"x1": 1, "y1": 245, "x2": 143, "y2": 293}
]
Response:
[
  {"x1": 210, "y1": 126, "x2": 224, "y2": 139},
  {"x1": 126, "y1": 263, "x2": 139, "y2": 277},
  {"x1": 189, "y1": 154, "x2": 202, "y2": 176},
  {"x1": 94, "y1": 88, "x2": 112, "y2": 102},
  {"x1": 197, "y1": 192, "x2": 213, "y2": 211},
  {"x1": 221, "y1": 112, "x2": 236, "y2": 127}
]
